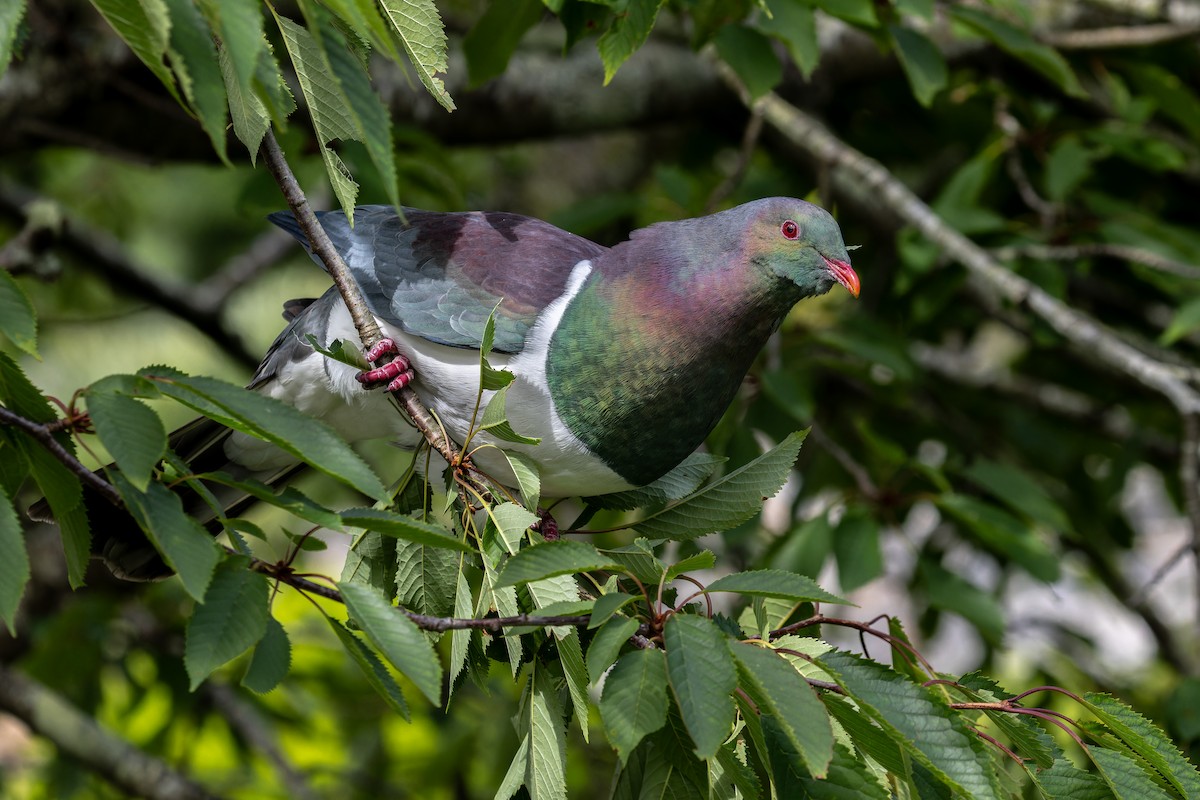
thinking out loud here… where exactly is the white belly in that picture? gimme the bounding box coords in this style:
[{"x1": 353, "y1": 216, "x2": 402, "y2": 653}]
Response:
[{"x1": 226, "y1": 261, "x2": 634, "y2": 500}]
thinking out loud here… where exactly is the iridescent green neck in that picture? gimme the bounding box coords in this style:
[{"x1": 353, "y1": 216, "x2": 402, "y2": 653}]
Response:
[{"x1": 545, "y1": 256, "x2": 800, "y2": 487}]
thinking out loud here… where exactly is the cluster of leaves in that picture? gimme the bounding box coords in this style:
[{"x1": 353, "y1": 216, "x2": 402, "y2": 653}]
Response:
[{"x1": 4, "y1": 0, "x2": 1200, "y2": 797}]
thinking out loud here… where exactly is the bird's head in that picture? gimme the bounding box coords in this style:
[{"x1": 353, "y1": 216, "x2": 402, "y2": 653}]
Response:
[{"x1": 741, "y1": 198, "x2": 860, "y2": 300}]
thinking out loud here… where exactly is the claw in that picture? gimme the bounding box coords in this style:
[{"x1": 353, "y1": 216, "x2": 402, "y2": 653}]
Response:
[
  {"x1": 356, "y1": 338, "x2": 414, "y2": 391},
  {"x1": 363, "y1": 337, "x2": 399, "y2": 363}
]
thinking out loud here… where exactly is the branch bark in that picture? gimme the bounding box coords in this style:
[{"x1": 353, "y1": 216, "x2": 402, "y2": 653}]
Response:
[
  {"x1": 0, "y1": 665, "x2": 222, "y2": 800},
  {"x1": 258, "y1": 131, "x2": 493, "y2": 495}
]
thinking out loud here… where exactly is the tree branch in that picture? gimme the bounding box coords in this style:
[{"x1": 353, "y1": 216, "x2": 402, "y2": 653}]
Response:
[
  {"x1": 0, "y1": 184, "x2": 260, "y2": 369},
  {"x1": 0, "y1": 665, "x2": 222, "y2": 800},
  {"x1": 741, "y1": 77, "x2": 1200, "y2": 416},
  {"x1": 258, "y1": 131, "x2": 493, "y2": 494},
  {"x1": 992, "y1": 242, "x2": 1200, "y2": 282},
  {"x1": 0, "y1": 405, "x2": 122, "y2": 510}
]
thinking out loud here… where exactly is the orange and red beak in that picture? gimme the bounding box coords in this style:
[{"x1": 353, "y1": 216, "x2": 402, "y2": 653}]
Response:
[{"x1": 823, "y1": 255, "x2": 860, "y2": 298}]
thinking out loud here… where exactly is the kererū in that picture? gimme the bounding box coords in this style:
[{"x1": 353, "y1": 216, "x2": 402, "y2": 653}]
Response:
[{"x1": 67, "y1": 198, "x2": 860, "y2": 579}]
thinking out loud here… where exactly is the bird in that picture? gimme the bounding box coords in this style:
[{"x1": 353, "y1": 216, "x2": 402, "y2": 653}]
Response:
[{"x1": 58, "y1": 198, "x2": 860, "y2": 579}]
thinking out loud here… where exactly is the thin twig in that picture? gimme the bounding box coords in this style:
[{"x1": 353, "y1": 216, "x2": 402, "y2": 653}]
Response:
[
  {"x1": 810, "y1": 422, "x2": 879, "y2": 500},
  {"x1": 1044, "y1": 23, "x2": 1200, "y2": 50},
  {"x1": 257, "y1": 132, "x2": 492, "y2": 495},
  {"x1": 0, "y1": 665, "x2": 221, "y2": 800},
  {"x1": 0, "y1": 405, "x2": 122, "y2": 509},
  {"x1": 705, "y1": 104, "x2": 765, "y2": 213},
  {"x1": 248, "y1": 557, "x2": 590, "y2": 633},
  {"x1": 0, "y1": 184, "x2": 260, "y2": 368},
  {"x1": 992, "y1": 242, "x2": 1200, "y2": 281},
  {"x1": 1181, "y1": 414, "x2": 1200, "y2": 618}
]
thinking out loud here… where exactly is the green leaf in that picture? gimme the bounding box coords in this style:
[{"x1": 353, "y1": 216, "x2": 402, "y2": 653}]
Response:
[
  {"x1": 184, "y1": 558, "x2": 269, "y2": 690},
  {"x1": 596, "y1": 0, "x2": 663, "y2": 84},
  {"x1": 1125, "y1": 63, "x2": 1200, "y2": 141},
  {"x1": 599, "y1": 540, "x2": 665, "y2": 585},
  {"x1": 1082, "y1": 693, "x2": 1200, "y2": 799},
  {"x1": 961, "y1": 459, "x2": 1071, "y2": 531},
  {"x1": 0, "y1": 269, "x2": 37, "y2": 357},
  {"x1": 715, "y1": 24, "x2": 782, "y2": 100},
  {"x1": 557, "y1": 628, "x2": 590, "y2": 740},
  {"x1": 0, "y1": 0, "x2": 26, "y2": 78},
  {"x1": 706, "y1": 568, "x2": 849, "y2": 606},
  {"x1": 480, "y1": 383, "x2": 542, "y2": 445},
  {"x1": 490, "y1": 501, "x2": 539, "y2": 555},
  {"x1": 587, "y1": 615, "x2": 640, "y2": 684},
  {"x1": 219, "y1": 40, "x2": 269, "y2": 158},
  {"x1": 920, "y1": 560, "x2": 1006, "y2": 645},
  {"x1": 936, "y1": 493, "x2": 1059, "y2": 581},
  {"x1": 90, "y1": 0, "x2": 179, "y2": 103},
  {"x1": 481, "y1": 553, "x2": 522, "y2": 675},
  {"x1": 0, "y1": 487, "x2": 29, "y2": 635},
  {"x1": 501, "y1": 450, "x2": 541, "y2": 512},
  {"x1": 327, "y1": 616, "x2": 409, "y2": 719},
  {"x1": 201, "y1": 0, "x2": 265, "y2": 118},
  {"x1": 822, "y1": 693, "x2": 909, "y2": 778},
  {"x1": 339, "y1": 582, "x2": 443, "y2": 706},
  {"x1": 949, "y1": 6, "x2": 1083, "y2": 97},
  {"x1": 664, "y1": 551, "x2": 716, "y2": 581},
  {"x1": 1043, "y1": 135, "x2": 1099, "y2": 202},
  {"x1": 732, "y1": 644, "x2": 834, "y2": 778},
  {"x1": 341, "y1": 507, "x2": 472, "y2": 552},
  {"x1": 141, "y1": 366, "x2": 387, "y2": 502},
  {"x1": 1035, "y1": 757, "x2": 1112, "y2": 799},
  {"x1": 446, "y1": 566, "x2": 473, "y2": 693},
  {"x1": 199, "y1": 472, "x2": 341, "y2": 529},
  {"x1": 306, "y1": 1, "x2": 400, "y2": 209},
  {"x1": 241, "y1": 616, "x2": 291, "y2": 694},
  {"x1": 833, "y1": 506, "x2": 883, "y2": 592},
  {"x1": 274, "y1": 10, "x2": 361, "y2": 217},
  {"x1": 757, "y1": 0, "x2": 819, "y2": 78},
  {"x1": 888, "y1": 24, "x2": 947, "y2": 107},
  {"x1": 815, "y1": 0, "x2": 876, "y2": 26},
  {"x1": 589, "y1": 592, "x2": 638, "y2": 629},
  {"x1": 463, "y1": 0, "x2": 543, "y2": 86},
  {"x1": 663, "y1": 615, "x2": 736, "y2": 759},
  {"x1": 600, "y1": 648, "x2": 669, "y2": 763},
  {"x1": 632, "y1": 431, "x2": 806, "y2": 541},
  {"x1": 377, "y1": 0, "x2": 455, "y2": 110},
  {"x1": 1160, "y1": 296, "x2": 1200, "y2": 346},
  {"x1": 527, "y1": 662, "x2": 568, "y2": 799},
  {"x1": 819, "y1": 650, "x2": 1000, "y2": 799},
  {"x1": 395, "y1": 537, "x2": 458, "y2": 618},
  {"x1": 955, "y1": 673, "x2": 1058, "y2": 770},
  {"x1": 162, "y1": 0, "x2": 229, "y2": 162},
  {"x1": 1088, "y1": 745, "x2": 1174, "y2": 799},
  {"x1": 112, "y1": 474, "x2": 220, "y2": 601},
  {"x1": 86, "y1": 392, "x2": 165, "y2": 492},
  {"x1": 590, "y1": 452, "x2": 725, "y2": 511},
  {"x1": 496, "y1": 540, "x2": 620, "y2": 587}
]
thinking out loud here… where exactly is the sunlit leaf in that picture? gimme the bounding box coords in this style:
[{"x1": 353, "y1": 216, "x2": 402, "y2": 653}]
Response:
[
  {"x1": 184, "y1": 557, "x2": 269, "y2": 690},
  {"x1": 664, "y1": 615, "x2": 736, "y2": 759},
  {"x1": 600, "y1": 648, "x2": 668, "y2": 763},
  {"x1": 339, "y1": 581, "x2": 443, "y2": 706}
]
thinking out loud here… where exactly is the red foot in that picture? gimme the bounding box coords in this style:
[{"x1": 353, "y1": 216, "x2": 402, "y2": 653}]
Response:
[{"x1": 357, "y1": 338, "x2": 414, "y2": 392}]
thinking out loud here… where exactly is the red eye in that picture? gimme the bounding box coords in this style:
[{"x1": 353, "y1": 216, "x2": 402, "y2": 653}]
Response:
[{"x1": 781, "y1": 220, "x2": 799, "y2": 239}]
